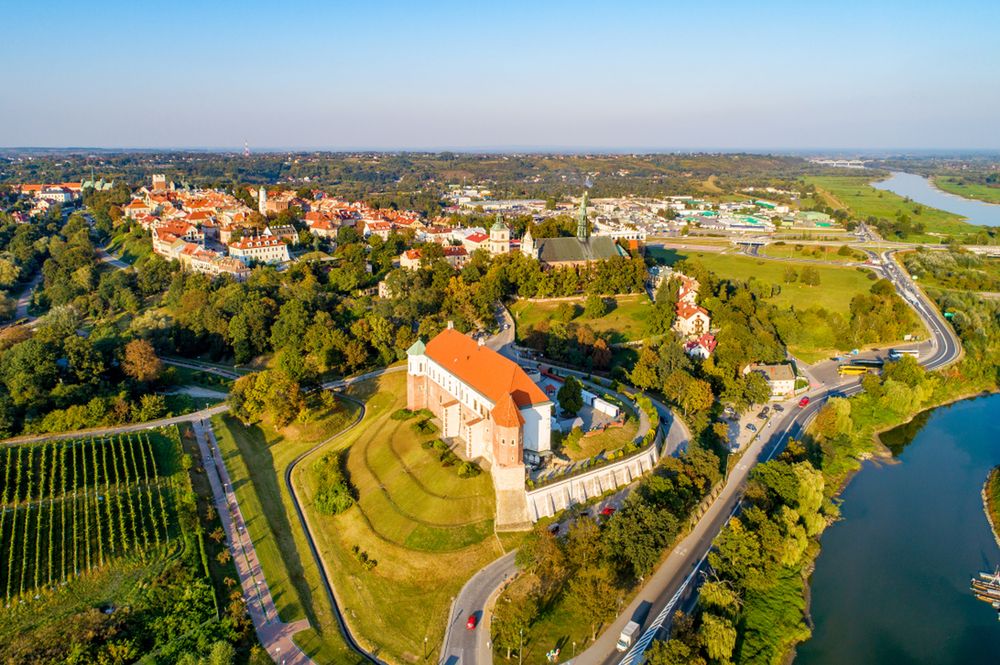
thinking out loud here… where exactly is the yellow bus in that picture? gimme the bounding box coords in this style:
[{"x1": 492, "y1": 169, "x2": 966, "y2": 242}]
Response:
[{"x1": 838, "y1": 364, "x2": 873, "y2": 376}]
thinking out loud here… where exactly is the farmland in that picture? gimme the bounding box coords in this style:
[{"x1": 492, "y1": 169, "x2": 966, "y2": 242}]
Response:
[
  {"x1": 0, "y1": 433, "x2": 174, "y2": 601},
  {"x1": 0, "y1": 427, "x2": 250, "y2": 663}
]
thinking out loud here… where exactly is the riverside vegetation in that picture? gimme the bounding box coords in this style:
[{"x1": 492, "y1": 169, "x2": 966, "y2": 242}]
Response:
[{"x1": 640, "y1": 258, "x2": 1000, "y2": 664}]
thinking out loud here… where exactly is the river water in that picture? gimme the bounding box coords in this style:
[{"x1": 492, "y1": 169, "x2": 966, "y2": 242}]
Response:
[
  {"x1": 797, "y1": 394, "x2": 1000, "y2": 664},
  {"x1": 871, "y1": 171, "x2": 1000, "y2": 227}
]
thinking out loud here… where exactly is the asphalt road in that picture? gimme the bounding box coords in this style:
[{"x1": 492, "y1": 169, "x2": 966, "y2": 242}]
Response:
[{"x1": 575, "y1": 248, "x2": 962, "y2": 665}]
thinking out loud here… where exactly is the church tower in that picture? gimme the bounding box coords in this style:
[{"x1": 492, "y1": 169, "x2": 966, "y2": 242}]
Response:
[
  {"x1": 489, "y1": 214, "x2": 510, "y2": 256},
  {"x1": 521, "y1": 226, "x2": 536, "y2": 259},
  {"x1": 576, "y1": 190, "x2": 590, "y2": 240},
  {"x1": 258, "y1": 186, "x2": 268, "y2": 215}
]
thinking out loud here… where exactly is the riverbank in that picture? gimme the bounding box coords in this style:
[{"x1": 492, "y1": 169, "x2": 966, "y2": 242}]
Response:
[
  {"x1": 984, "y1": 467, "x2": 1000, "y2": 548},
  {"x1": 932, "y1": 175, "x2": 1000, "y2": 206}
]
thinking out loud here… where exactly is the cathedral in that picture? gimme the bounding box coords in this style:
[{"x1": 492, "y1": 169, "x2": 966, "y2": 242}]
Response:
[{"x1": 521, "y1": 191, "x2": 626, "y2": 268}]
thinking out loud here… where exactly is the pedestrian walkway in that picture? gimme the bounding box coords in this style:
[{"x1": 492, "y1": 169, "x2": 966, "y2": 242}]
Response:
[{"x1": 192, "y1": 419, "x2": 313, "y2": 665}]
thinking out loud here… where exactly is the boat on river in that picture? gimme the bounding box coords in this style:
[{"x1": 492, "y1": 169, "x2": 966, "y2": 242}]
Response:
[{"x1": 971, "y1": 569, "x2": 1000, "y2": 616}]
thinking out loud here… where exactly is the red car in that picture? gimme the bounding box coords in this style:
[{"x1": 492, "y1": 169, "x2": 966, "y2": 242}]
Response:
[
  {"x1": 600, "y1": 506, "x2": 617, "y2": 517},
  {"x1": 466, "y1": 615, "x2": 478, "y2": 630},
  {"x1": 798, "y1": 397, "x2": 811, "y2": 408}
]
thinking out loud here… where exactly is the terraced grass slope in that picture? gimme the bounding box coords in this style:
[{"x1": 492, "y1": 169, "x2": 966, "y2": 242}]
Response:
[{"x1": 292, "y1": 372, "x2": 516, "y2": 664}]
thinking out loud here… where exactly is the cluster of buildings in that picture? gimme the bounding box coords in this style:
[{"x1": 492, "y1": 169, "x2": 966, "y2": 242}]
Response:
[
  {"x1": 12, "y1": 180, "x2": 92, "y2": 218},
  {"x1": 661, "y1": 270, "x2": 717, "y2": 360}
]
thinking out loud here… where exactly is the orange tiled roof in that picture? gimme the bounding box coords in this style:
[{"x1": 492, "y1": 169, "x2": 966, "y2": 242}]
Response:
[
  {"x1": 676, "y1": 301, "x2": 708, "y2": 319},
  {"x1": 424, "y1": 329, "x2": 549, "y2": 408},
  {"x1": 492, "y1": 393, "x2": 526, "y2": 427}
]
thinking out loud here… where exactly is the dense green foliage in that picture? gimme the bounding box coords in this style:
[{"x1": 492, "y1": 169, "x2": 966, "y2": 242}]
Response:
[
  {"x1": 494, "y1": 447, "x2": 720, "y2": 659},
  {"x1": 312, "y1": 452, "x2": 355, "y2": 515}
]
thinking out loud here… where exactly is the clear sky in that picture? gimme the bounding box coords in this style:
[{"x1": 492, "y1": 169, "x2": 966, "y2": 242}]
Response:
[{"x1": 2, "y1": 0, "x2": 999, "y2": 150}]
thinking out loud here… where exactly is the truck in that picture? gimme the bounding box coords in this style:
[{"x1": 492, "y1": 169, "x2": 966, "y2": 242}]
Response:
[{"x1": 616, "y1": 621, "x2": 641, "y2": 652}]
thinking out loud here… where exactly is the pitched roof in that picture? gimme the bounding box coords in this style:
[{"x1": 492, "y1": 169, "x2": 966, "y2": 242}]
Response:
[
  {"x1": 676, "y1": 301, "x2": 709, "y2": 320},
  {"x1": 423, "y1": 329, "x2": 549, "y2": 408},
  {"x1": 492, "y1": 393, "x2": 526, "y2": 427},
  {"x1": 536, "y1": 236, "x2": 623, "y2": 263}
]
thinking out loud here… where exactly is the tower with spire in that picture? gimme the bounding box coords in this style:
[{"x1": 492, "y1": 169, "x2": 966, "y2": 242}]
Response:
[
  {"x1": 489, "y1": 213, "x2": 510, "y2": 256},
  {"x1": 576, "y1": 190, "x2": 590, "y2": 240},
  {"x1": 521, "y1": 226, "x2": 536, "y2": 259}
]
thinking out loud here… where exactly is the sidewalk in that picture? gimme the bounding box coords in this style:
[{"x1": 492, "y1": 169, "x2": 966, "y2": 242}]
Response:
[{"x1": 192, "y1": 419, "x2": 313, "y2": 665}]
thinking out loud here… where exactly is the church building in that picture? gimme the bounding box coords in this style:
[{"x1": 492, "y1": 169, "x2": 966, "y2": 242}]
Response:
[{"x1": 521, "y1": 191, "x2": 627, "y2": 268}]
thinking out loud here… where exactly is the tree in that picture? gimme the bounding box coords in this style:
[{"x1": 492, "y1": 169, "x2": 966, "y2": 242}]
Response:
[
  {"x1": 557, "y1": 376, "x2": 584, "y2": 415},
  {"x1": 583, "y1": 294, "x2": 608, "y2": 318},
  {"x1": 134, "y1": 394, "x2": 167, "y2": 422},
  {"x1": 566, "y1": 565, "x2": 622, "y2": 641},
  {"x1": 604, "y1": 496, "x2": 679, "y2": 578},
  {"x1": 565, "y1": 518, "x2": 605, "y2": 571},
  {"x1": 800, "y1": 266, "x2": 821, "y2": 286},
  {"x1": 699, "y1": 613, "x2": 737, "y2": 661},
  {"x1": 491, "y1": 581, "x2": 539, "y2": 659},
  {"x1": 645, "y1": 639, "x2": 706, "y2": 665},
  {"x1": 123, "y1": 339, "x2": 162, "y2": 383},
  {"x1": 629, "y1": 346, "x2": 660, "y2": 390},
  {"x1": 783, "y1": 266, "x2": 798, "y2": 283}
]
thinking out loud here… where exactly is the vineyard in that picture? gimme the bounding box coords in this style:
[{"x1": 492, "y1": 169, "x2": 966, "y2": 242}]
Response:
[{"x1": 0, "y1": 432, "x2": 177, "y2": 602}]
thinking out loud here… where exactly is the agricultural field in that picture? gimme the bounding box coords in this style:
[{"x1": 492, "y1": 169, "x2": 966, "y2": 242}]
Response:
[
  {"x1": 0, "y1": 427, "x2": 248, "y2": 663},
  {"x1": 933, "y1": 176, "x2": 1000, "y2": 205},
  {"x1": 289, "y1": 372, "x2": 520, "y2": 664},
  {"x1": 0, "y1": 433, "x2": 173, "y2": 601},
  {"x1": 511, "y1": 293, "x2": 653, "y2": 344},
  {"x1": 805, "y1": 175, "x2": 972, "y2": 239}
]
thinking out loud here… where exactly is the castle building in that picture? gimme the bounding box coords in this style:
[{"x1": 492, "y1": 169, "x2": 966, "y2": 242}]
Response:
[
  {"x1": 406, "y1": 328, "x2": 552, "y2": 473},
  {"x1": 488, "y1": 215, "x2": 511, "y2": 256}
]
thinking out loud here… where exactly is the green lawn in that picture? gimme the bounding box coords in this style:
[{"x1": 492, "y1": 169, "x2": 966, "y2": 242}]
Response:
[
  {"x1": 211, "y1": 403, "x2": 367, "y2": 665},
  {"x1": 675, "y1": 252, "x2": 875, "y2": 315},
  {"x1": 511, "y1": 294, "x2": 653, "y2": 344},
  {"x1": 290, "y1": 372, "x2": 521, "y2": 664},
  {"x1": 933, "y1": 176, "x2": 1000, "y2": 205},
  {"x1": 806, "y1": 175, "x2": 973, "y2": 239},
  {"x1": 760, "y1": 243, "x2": 865, "y2": 263},
  {"x1": 665, "y1": 251, "x2": 920, "y2": 363},
  {"x1": 106, "y1": 230, "x2": 153, "y2": 265}
]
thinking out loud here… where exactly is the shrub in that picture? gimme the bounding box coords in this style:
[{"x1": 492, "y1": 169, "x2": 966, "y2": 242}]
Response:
[
  {"x1": 391, "y1": 408, "x2": 416, "y2": 420},
  {"x1": 458, "y1": 461, "x2": 482, "y2": 478},
  {"x1": 313, "y1": 453, "x2": 354, "y2": 515}
]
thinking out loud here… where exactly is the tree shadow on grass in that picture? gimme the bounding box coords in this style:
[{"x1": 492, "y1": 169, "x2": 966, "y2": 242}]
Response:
[{"x1": 219, "y1": 414, "x2": 320, "y2": 629}]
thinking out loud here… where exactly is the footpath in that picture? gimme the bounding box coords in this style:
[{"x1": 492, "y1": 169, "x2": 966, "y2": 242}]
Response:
[{"x1": 192, "y1": 419, "x2": 313, "y2": 665}]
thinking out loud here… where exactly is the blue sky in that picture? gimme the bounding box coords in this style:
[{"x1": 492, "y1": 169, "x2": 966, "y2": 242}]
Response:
[{"x1": 2, "y1": 0, "x2": 999, "y2": 150}]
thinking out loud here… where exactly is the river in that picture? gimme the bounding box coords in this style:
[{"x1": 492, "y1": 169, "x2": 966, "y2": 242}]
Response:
[
  {"x1": 797, "y1": 394, "x2": 1000, "y2": 664},
  {"x1": 872, "y1": 171, "x2": 1000, "y2": 227}
]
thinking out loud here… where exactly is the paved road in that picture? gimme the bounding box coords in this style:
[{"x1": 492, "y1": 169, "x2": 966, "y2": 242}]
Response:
[
  {"x1": 441, "y1": 551, "x2": 518, "y2": 665},
  {"x1": 192, "y1": 420, "x2": 313, "y2": 665},
  {"x1": 0, "y1": 403, "x2": 230, "y2": 445},
  {"x1": 97, "y1": 245, "x2": 130, "y2": 270},
  {"x1": 163, "y1": 356, "x2": 245, "y2": 380},
  {"x1": 574, "y1": 247, "x2": 963, "y2": 665},
  {"x1": 12, "y1": 270, "x2": 42, "y2": 321}
]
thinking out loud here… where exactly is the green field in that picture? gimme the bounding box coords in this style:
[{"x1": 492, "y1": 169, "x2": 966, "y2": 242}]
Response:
[
  {"x1": 511, "y1": 294, "x2": 653, "y2": 344},
  {"x1": 933, "y1": 176, "x2": 1000, "y2": 205},
  {"x1": 760, "y1": 243, "x2": 866, "y2": 263},
  {"x1": 287, "y1": 371, "x2": 518, "y2": 664},
  {"x1": 212, "y1": 403, "x2": 366, "y2": 664},
  {"x1": 806, "y1": 175, "x2": 973, "y2": 239},
  {"x1": 106, "y1": 229, "x2": 154, "y2": 265},
  {"x1": 671, "y1": 251, "x2": 876, "y2": 315}
]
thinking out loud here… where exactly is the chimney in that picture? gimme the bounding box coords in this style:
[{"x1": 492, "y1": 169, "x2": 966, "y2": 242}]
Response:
[{"x1": 447, "y1": 320, "x2": 454, "y2": 330}]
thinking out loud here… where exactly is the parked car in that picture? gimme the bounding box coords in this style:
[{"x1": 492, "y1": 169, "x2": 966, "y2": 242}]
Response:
[
  {"x1": 548, "y1": 523, "x2": 560, "y2": 535},
  {"x1": 746, "y1": 423, "x2": 757, "y2": 432},
  {"x1": 466, "y1": 615, "x2": 478, "y2": 630},
  {"x1": 600, "y1": 506, "x2": 617, "y2": 517},
  {"x1": 757, "y1": 408, "x2": 769, "y2": 419},
  {"x1": 798, "y1": 397, "x2": 811, "y2": 408},
  {"x1": 773, "y1": 404, "x2": 784, "y2": 413}
]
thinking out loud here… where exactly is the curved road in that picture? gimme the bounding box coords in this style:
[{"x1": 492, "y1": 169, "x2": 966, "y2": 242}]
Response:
[{"x1": 586, "y1": 248, "x2": 962, "y2": 665}]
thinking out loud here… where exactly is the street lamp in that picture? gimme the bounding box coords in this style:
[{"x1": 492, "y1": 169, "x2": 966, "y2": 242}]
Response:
[
  {"x1": 573, "y1": 641, "x2": 576, "y2": 657},
  {"x1": 519, "y1": 628, "x2": 524, "y2": 665}
]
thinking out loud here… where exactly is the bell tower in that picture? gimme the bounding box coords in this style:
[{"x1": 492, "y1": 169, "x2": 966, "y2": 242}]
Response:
[{"x1": 576, "y1": 191, "x2": 590, "y2": 240}]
